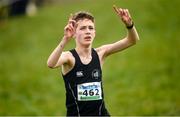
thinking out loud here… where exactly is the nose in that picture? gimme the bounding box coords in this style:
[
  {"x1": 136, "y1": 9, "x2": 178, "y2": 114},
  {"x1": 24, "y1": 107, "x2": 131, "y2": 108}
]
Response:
[{"x1": 85, "y1": 28, "x2": 91, "y2": 35}]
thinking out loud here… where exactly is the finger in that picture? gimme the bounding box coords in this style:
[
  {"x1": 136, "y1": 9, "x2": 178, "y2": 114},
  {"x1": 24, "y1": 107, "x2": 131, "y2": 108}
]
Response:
[
  {"x1": 64, "y1": 25, "x2": 69, "y2": 30},
  {"x1": 119, "y1": 8, "x2": 123, "y2": 16},
  {"x1": 66, "y1": 24, "x2": 73, "y2": 31},
  {"x1": 64, "y1": 24, "x2": 73, "y2": 31},
  {"x1": 69, "y1": 20, "x2": 76, "y2": 27},
  {"x1": 126, "y1": 9, "x2": 130, "y2": 17},
  {"x1": 113, "y1": 5, "x2": 120, "y2": 15},
  {"x1": 126, "y1": 9, "x2": 131, "y2": 18},
  {"x1": 68, "y1": 13, "x2": 73, "y2": 21},
  {"x1": 122, "y1": 9, "x2": 126, "y2": 16},
  {"x1": 64, "y1": 27, "x2": 71, "y2": 32},
  {"x1": 121, "y1": 17, "x2": 126, "y2": 22},
  {"x1": 69, "y1": 23, "x2": 76, "y2": 32},
  {"x1": 124, "y1": 9, "x2": 128, "y2": 17},
  {"x1": 116, "y1": 8, "x2": 123, "y2": 18},
  {"x1": 65, "y1": 27, "x2": 73, "y2": 35},
  {"x1": 69, "y1": 24, "x2": 75, "y2": 31}
]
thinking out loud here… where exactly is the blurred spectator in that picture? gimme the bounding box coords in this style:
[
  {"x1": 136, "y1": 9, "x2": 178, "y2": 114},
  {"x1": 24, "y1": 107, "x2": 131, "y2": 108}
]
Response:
[
  {"x1": 0, "y1": 0, "x2": 62, "y2": 19},
  {"x1": 9, "y1": 0, "x2": 30, "y2": 16},
  {"x1": 0, "y1": 6, "x2": 8, "y2": 20},
  {"x1": 26, "y1": 0, "x2": 37, "y2": 16}
]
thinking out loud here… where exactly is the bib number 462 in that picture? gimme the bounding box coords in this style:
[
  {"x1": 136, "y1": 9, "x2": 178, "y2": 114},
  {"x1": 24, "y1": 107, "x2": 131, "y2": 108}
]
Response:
[
  {"x1": 77, "y1": 82, "x2": 102, "y2": 101},
  {"x1": 83, "y1": 89, "x2": 99, "y2": 96}
]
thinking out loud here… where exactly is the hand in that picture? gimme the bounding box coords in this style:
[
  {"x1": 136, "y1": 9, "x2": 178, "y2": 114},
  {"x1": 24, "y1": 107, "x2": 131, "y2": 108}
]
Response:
[
  {"x1": 64, "y1": 14, "x2": 76, "y2": 40},
  {"x1": 113, "y1": 5, "x2": 133, "y2": 27}
]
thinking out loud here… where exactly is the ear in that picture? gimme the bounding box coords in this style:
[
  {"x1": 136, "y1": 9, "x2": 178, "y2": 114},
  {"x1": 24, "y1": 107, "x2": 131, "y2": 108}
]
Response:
[{"x1": 94, "y1": 30, "x2": 96, "y2": 37}]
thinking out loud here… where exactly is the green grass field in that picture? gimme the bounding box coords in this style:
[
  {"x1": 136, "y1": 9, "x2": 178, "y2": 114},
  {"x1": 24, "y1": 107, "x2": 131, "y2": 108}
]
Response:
[{"x1": 0, "y1": 0, "x2": 180, "y2": 115}]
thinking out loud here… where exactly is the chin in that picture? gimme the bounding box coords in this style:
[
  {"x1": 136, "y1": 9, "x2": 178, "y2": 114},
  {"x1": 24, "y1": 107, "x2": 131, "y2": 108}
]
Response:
[{"x1": 83, "y1": 42, "x2": 92, "y2": 47}]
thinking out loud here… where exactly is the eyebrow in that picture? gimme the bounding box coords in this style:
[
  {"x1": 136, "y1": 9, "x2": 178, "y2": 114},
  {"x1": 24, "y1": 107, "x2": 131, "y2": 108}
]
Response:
[{"x1": 79, "y1": 25, "x2": 94, "y2": 28}]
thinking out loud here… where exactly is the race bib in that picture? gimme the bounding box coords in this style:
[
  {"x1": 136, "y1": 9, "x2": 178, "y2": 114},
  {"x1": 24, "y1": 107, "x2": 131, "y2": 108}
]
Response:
[{"x1": 77, "y1": 82, "x2": 102, "y2": 101}]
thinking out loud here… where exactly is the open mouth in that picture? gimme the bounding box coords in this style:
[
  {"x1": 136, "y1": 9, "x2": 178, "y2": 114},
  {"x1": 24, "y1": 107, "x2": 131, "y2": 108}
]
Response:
[{"x1": 84, "y1": 36, "x2": 91, "y2": 40}]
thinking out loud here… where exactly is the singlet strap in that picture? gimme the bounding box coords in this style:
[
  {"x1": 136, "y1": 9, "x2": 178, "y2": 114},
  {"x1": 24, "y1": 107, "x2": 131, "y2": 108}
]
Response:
[
  {"x1": 69, "y1": 49, "x2": 81, "y2": 67},
  {"x1": 70, "y1": 48, "x2": 101, "y2": 69},
  {"x1": 92, "y1": 48, "x2": 101, "y2": 69},
  {"x1": 70, "y1": 48, "x2": 94, "y2": 66}
]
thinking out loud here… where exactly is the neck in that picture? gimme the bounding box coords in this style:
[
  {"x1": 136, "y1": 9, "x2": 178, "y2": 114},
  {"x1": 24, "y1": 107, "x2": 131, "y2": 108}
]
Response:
[{"x1": 75, "y1": 45, "x2": 92, "y2": 58}]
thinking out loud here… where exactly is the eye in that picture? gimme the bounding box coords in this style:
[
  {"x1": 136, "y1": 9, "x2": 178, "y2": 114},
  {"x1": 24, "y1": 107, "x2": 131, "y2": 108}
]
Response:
[
  {"x1": 80, "y1": 26, "x2": 86, "y2": 30},
  {"x1": 89, "y1": 26, "x2": 94, "y2": 30}
]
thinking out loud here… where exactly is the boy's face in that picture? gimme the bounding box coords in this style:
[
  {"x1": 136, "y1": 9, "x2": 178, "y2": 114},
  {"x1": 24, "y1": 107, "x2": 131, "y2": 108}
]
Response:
[{"x1": 74, "y1": 18, "x2": 95, "y2": 47}]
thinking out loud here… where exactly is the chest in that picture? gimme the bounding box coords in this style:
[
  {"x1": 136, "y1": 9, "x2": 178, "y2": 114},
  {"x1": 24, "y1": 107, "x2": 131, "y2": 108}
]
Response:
[
  {"x1": 79, "y1": 56, "x2": 92, "y2": 65},
  {"x1": 70, "y1": 58, "x2": 102, "y2": 85}
]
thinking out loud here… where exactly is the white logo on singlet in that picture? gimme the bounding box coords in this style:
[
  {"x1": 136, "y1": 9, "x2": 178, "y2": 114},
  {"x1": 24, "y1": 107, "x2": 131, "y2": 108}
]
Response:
[
  {"x1": 76, "y1": 71, "x2": 84, "y2": 77},
  {"x1": 92, "y1": 69, "x2": 100, "y2": 79}
]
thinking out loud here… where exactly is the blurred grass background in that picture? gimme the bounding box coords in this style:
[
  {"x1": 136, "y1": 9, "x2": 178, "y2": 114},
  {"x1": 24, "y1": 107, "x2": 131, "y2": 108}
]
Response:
[{"x1": 0, "y1": 0, "x2": 180, "y2": 115}]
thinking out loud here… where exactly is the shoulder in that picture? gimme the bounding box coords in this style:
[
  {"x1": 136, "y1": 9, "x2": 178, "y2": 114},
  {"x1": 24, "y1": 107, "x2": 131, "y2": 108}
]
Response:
[
  {"x1": 95, "y1": 45, "x2": 106, "y2": 52},
  {"x1": 62, "y1": 51, "x2": 72, "y2": 57},
  {"x1": 95, "y1": 46, "x2": 108, "y2": 66},
  {"x1": 61, "y1": 50, "x2": 75, "y2": 75},
  {"x1": 62, "y1": 51, "x2": 75, "y2": 64},
  {"x1": 95, "y1": 45, "x2": 108, "y2": 58}
]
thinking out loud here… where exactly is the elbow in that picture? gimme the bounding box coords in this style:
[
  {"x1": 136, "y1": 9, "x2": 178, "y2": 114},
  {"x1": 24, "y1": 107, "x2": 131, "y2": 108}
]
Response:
[
  {"x1": 129, "y1": 33, "x2": 140, "y2": 45},
  {"x1": 136, "y1": 34, "x2": 140, "y2": 42},
  {"x1": 134, "y1": 38, "x2": 139, "y2": 45},
  {"x1": 127, "y1": 34, "x2": 140, "y2": 46},
  {"x1": 129, "y1": 39, "x2": 138, "y2": 46},
  {"x1": 136, "y1": 35, "x2": 140, "y2": 42},
  {"x1": 131, "y1": 36, "x2": 140, "y2": 45}
]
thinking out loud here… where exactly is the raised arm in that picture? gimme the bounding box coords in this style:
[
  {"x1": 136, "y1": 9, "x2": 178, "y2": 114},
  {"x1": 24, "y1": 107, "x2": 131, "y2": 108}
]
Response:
[
  {"x1": 96, "y1": 5, "x2": 139, "y2": 60},
  {"x1": 47, "y1": 14, "x2": 76, "y2": 68}
]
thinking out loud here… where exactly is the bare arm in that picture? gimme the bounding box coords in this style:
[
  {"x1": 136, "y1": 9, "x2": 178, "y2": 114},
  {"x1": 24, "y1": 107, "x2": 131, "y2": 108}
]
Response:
[
  {"x1": 97, "y1": 5, "x2": 139, "y2": 61},
  {"x1": 47, "y1": 14, "x2": 76, "y2": 68},
  {"x1": 47, "y1": 37, "x2": 69, "y2": 68},
  {"x1": 103, "y1": 25, "x2": 139, "y2": 56}
]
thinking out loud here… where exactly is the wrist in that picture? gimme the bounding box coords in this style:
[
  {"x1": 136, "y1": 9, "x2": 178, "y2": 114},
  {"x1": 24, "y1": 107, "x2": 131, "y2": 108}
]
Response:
[
  {"x1": 60, "y1": 36, "x2": 69, "y2": 45},
  {"x1": 62, "y1": 36, "x2": 70, "y2": 42},
  {"x1": 126, "y1": 21, "x2": 134, "y2": 29}
]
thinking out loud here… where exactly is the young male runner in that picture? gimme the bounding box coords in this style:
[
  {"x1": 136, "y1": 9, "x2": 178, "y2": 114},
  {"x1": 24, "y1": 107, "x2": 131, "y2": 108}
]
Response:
[{"x1": 47, "y1": 5, "x2": 139, "y2": 116}]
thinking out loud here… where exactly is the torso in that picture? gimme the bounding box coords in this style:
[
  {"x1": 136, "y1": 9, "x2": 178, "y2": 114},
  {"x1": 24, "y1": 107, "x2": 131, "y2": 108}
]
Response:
[{"x1": 61, "y1": 48, "x2": 109, "y2": 116}]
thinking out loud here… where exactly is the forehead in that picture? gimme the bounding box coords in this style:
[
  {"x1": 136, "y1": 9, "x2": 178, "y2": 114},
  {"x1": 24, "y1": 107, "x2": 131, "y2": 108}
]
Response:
[{"x1": 76, "y1": 19, "x2": 94, "y2": 27}]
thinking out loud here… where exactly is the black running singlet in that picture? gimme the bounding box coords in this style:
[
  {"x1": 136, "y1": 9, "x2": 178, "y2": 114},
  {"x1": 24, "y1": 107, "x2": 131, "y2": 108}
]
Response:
[{"x1": 62, "y1": 48, "x2": 110, "y2": 116}]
